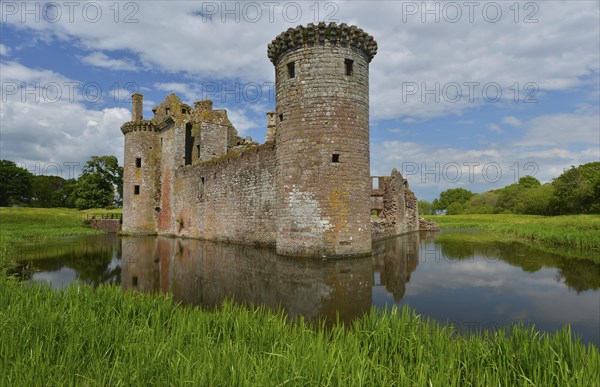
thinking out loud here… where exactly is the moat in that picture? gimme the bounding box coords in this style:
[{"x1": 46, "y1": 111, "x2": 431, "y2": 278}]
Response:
[{"x1": 12, "y1": 232, "x2": 600, "y2": 347}]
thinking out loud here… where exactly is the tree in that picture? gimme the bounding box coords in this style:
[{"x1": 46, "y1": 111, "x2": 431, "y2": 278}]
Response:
[
  {"x1": 75, "y1": 156, "x2": 123, "y2": 209},
  {"x1": 495, "y1": 183, "x2": 526, "y2": 214},
  {"x1": 418, "y1": 200, "x2": 432, "y2": 216},
  {"x1": 518, "y1": 175, "x2": 541, "y2": 189},
  {"x1": 551, "y1": 162, "x2": 600, "y2": 214},
  {"x1": 521, "y1": 184, "x2": 554, "y2": 215},
  {"x1": 0, "y1": 160, "x2": 33, "y2": 206},
  {"x1": 463, "y1": 191, "x2": 498, "y2": 214},
  {"x1": 31, "y1": 175, "x2": 67, "y2": 207},
  {"x1": 432, "y1": 188, "x2": 474, "y2": 213}
]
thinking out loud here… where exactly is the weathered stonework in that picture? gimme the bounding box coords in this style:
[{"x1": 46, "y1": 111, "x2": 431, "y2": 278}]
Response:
[
  {"x1": 369, "y1": 169, "x2": 421, "y2": 240},
  {"x1": 121, "y1": 23, "x2": 431, "y2": 258}
]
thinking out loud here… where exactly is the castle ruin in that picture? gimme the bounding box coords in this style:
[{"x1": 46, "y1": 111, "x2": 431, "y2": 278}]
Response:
[{"x1": 121, "y1": 22, "x2": 424, "y2": 258}]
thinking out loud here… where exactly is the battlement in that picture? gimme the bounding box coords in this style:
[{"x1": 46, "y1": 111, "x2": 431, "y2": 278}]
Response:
[
  {"x1": 120, "y1": 120, "x2": 158, "y2": 134},
  {"x1": 267, "y1": 22, "x2": 377, "y2": 64}
]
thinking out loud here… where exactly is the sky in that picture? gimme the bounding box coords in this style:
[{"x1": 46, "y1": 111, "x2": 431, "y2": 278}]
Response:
[{"x1": 1, "y1": 0, "x2": 598, "y2": 201}]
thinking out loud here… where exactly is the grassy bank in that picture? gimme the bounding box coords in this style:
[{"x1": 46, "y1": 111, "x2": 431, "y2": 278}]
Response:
[
  {"x1": 0, "y1": 207, "x2": 121, "y2": 261},
  {"x1": 1, "y1": 278, "x2": 598, "y2": 386},
  {"x1": 428, "y1": 214, "x2": 600, "y2": 250}
]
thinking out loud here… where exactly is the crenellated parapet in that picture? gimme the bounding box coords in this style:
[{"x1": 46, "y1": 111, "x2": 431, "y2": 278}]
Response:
[
  {"x1": 120, "y1": 120, "x2": 158, "y2": 134},
  {"x1": 267, "y1": 22, "x2": 378, "y2": 64}
]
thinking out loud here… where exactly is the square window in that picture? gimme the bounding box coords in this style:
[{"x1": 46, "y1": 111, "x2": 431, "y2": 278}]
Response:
[
  {"x1": 332, "y1": 154, "x2": 340, "y2": 163},
  {"x1": 135, "y1": 157, "x2": 141, "y2": 168},
  {"x1": 287, "y1": 62, "x2": 295, "y2": 78},
  {"x1": 134, "y1": 185, "x2": 140, "y2": 195}
]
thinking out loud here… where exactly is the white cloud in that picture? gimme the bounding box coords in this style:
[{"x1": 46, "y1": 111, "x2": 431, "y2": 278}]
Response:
[
  {"x1": 0, "y1": 44, "x2": 9, "y2": 56},
  {"x1": 521, "y1": 112, "x2": 600, "y2": 146},
  {"x1": 226, "y1": 108, "x2": 260, "y2": 137},
  {"x1": 79, "y1": 52, "x2": 138, "y2": 71},
  {"x1": 0, "y1": 61, "x2": 129, "y2": 177},
  {"x1": 502, "y1": 116, "x2": 523, "y2": 127},
  {"x1": 154, "y1": 82, "x2": 188, "y2": 93},
  {"x1": 2, "y1": 1, "x2": 598, "y2": 120},
  {"x1": 488, "y1": 123, "x2": 503, "y2": 133}
]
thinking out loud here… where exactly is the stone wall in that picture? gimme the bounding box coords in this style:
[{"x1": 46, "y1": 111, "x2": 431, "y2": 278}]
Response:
[
  {"x1": 158, "y1": 143, "x2": 277, "y2": 246},
  {"x1": 371, "y1": 168, "x2": 420, "y2": 240},
  {"x1": 88, "y1": 219, "x2": 122, "y2": 233}
]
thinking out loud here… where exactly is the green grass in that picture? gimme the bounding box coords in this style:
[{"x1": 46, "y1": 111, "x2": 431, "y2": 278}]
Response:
[
  {"x1": 0, "y1": 278, "x2": 598, "y2": 386},
  {"x1": 427, "y1": 214, "x2": 600, "y2": 251},
  {"x1": 0, "y1": 207, "x2": 121, "y2": 262}
]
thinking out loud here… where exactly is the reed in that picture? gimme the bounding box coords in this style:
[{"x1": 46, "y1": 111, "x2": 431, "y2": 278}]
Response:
[{"x1": 0, "y1": 278, "x2": 598, "y2": 386}]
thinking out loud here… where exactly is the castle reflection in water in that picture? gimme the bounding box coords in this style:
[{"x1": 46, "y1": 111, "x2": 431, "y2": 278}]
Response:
[{"x1": 120, "y1": 233, "x2": 430, "y2": 323}]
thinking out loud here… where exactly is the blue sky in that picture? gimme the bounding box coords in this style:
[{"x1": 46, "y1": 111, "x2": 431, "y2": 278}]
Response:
[{"x1": 1, "y1": 0, "x2": 598, "y2": 201}]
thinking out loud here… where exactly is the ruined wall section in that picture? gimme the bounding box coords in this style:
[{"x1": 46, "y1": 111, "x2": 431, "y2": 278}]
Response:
[
  {"x1": 381, "y1": 169, "x2": 408, "y2": 233},
  {"x1": 155, "y1": 123, "x2": 172, "y2": 232},
  {"x1": 404, "y1": 188, "x2": 419, "y2": 232},
  {"x1": 199, "y1": 121, "x2": 228, "y2": 162},
  {"x1": 372, "y1": 169, "x2": 420, "y2": 239},
  {"x1": 160, "y1": 144, "x2": 277, "y2": 245}
]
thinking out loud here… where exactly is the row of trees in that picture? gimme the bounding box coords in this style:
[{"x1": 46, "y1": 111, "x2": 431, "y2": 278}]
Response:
[
  {"x1": 0, "y1": 156, "x2": 123, "y2": 210},
  {"x1": 419, "y1": 162, "x2": 600, "y2": 216}
]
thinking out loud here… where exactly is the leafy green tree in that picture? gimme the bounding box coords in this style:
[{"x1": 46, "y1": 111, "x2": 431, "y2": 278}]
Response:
[
  {"x1": 446, "y1": 201, "x2": 466, "y2": 215},
  {"x1": 521, "y1": 184, "x2": 554, "y2": 215},
  {"x1": 463, "y1": 191, "x2": 498, "y2": 214},
  {"x1": 75, "y1": 156, "x2": 123, "y2": 209},
  {"x1": 31, "y1": 175, "x2": 66, "y2": 207},
  {"x1": 551, "y1": 162, "x2": 600, "y2": 214},
  {"x1": 60, "y1": 179, "x2": 78, "y2": 208},
  {"x1": 495, "y1": 183, "x2": 525, "y2": 214},
  {"x1": 418, "y1": 200, "x2": 432, "y2": 216},
  {"x1": 517, "y1": 175, "x2": 541, "y2": 189},
  {"x1": 432, "y1": 188, "x2": 474, "y2": 213},
  {"x1": 0, "y1": 160, "x2": 33, "y2": 206}
]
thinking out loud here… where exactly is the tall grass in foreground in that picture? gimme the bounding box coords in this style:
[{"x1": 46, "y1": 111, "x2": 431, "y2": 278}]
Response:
[
  {"x1": 429, "y1": 214, "x2": 600, "y2": 250},
  {"x1": 1, "y1": 278, "x2": 598, "y2": 386}
]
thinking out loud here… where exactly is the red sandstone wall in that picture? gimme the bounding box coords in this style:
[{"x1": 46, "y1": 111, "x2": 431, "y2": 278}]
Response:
[{"x1": 158, "y1": 144, "x2": 276, "y2": 245}]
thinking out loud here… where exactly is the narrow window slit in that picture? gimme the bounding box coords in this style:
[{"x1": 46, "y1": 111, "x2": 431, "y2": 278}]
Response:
[{"x1": 345, "y1": 59, "x2": 354, "y2": 76}]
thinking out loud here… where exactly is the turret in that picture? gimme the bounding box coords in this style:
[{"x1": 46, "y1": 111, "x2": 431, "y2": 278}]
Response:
[
  {"x1": 269, "y1": 22, "x2": 377, "y2": 257},
  {"x1": 120, "y1": 93, "x2": 159, "y2": 234},
  {"x1": 132, "y1": 93, "x2": 143, "y2": 121}
]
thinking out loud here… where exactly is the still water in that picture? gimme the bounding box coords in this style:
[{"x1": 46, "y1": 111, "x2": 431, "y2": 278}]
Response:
[{"x1": 13, "y1": 232, "x2": 600, "y2": 346}]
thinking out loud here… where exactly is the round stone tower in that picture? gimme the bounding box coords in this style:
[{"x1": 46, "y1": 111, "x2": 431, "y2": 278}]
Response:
[
  {"x1": 268, "y1": 22, "x2": 377, "y2": 257},
  {"x1": 121, "y1": 93, "x2": 159, "y2": 234}
]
